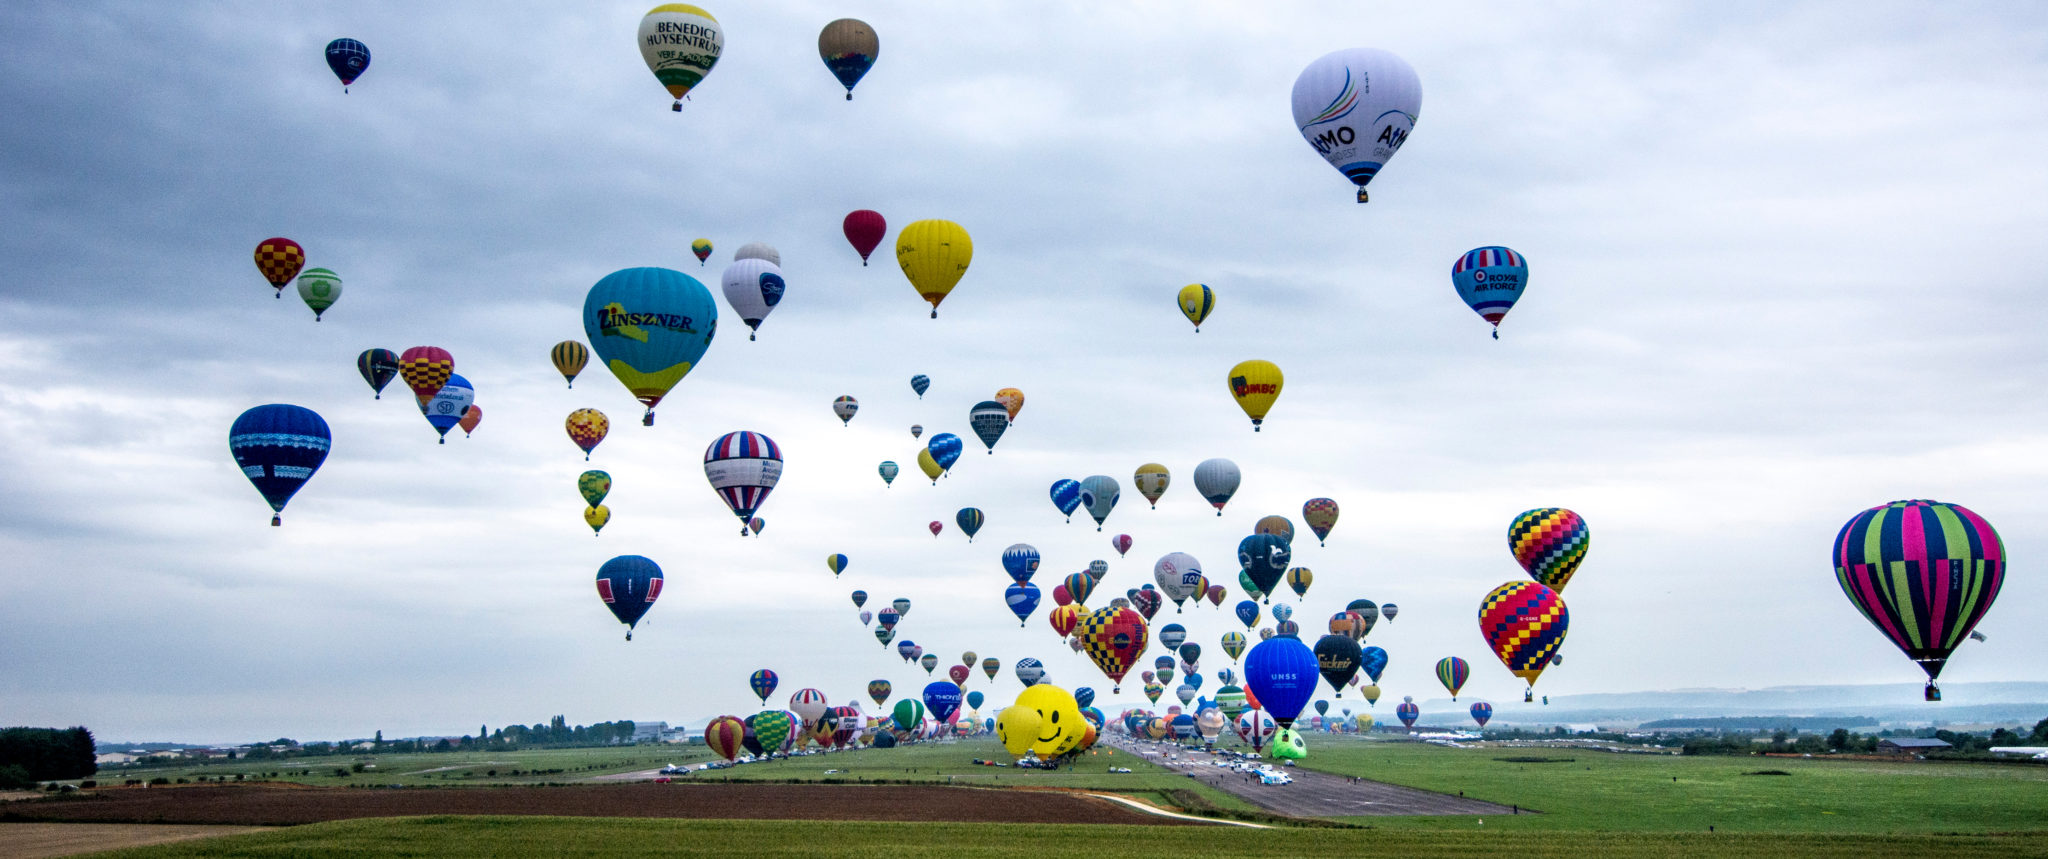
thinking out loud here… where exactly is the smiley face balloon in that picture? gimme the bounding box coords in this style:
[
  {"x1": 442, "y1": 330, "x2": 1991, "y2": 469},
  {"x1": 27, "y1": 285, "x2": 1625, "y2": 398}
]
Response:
[{"x1": 1010, "y1": 684, "x2": 1084, "y2": 758}]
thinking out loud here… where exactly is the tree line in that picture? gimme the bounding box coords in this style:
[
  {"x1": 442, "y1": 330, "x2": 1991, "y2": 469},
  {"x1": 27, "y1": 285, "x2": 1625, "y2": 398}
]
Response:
[
  {"x1": 0, "y1": 727, "x2": 96, "y2": 787},
  {"x1": 1679, "y1": 717, "x2": 2048, "y2": 756}
]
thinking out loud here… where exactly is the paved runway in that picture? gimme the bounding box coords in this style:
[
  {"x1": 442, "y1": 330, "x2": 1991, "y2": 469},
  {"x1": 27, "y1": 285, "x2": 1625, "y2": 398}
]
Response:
[{"x1": 1112, "y1": 738, "x2": 1524, "y2": 818}]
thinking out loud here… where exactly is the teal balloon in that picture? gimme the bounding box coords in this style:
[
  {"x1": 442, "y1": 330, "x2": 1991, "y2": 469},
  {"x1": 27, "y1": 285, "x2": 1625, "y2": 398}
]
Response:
[
  {"x1": 581, "y1": 267, "x2": 717, "y2": 425},
  {"x1": 966, "y1": 691, "x2": 984, "y2": 710}
]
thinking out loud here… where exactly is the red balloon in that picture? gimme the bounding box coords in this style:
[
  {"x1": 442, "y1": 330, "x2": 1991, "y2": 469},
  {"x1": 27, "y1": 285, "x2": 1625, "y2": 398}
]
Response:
[
  {"x1": 843, "y1": 210, "x2": 887, "y2": 265},
  {"x1": 948, "y1": 664, "x2": 970, "y2": 686},
  {"x1": 703, "y1": 715, "x2": 746, "y2": 761},
  {"x1": 929, "y1": 520, "x2": 943, "y2": 537},
  {"x1": 1052, "y1": 583, "x2": 1072, "y2": 606}
]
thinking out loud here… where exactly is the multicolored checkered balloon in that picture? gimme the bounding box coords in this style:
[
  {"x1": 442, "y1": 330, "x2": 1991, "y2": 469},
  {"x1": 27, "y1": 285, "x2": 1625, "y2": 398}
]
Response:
[{"x1": 1508, "y1": 508, "x2": 1590, "y2": 591}]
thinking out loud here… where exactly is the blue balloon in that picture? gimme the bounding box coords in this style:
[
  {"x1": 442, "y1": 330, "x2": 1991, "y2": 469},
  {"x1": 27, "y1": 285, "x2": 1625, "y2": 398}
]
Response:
[
  {"x1": 910, "y1": 374, "x2": 931, "y2": 397},
  {"x1": 1049, "y1": 479, "x2": 1082, "y2": 521},
  {"x1": 1171, "y1": 713, "x2": 1196, "y2": 739},
  {"x1": 1236, "y1": 534, "x2": 1292, "y2": 603},
  {"x1": 966, "y1": 690, "x2": 985, "y2": 710},
  {"x1": 1234, "y1": 599, "x2": 1260, "y2": 629},
  {"x1": 1159, "y1": 623, "x2": 1187, "y2": 651},
  {"x1": 1075, "y1": 687, "x2": 1096, "y2": 709},
  {"x1": 1244, "y1": 635, "x2": 1318, "y2": 728},
  {"x1": 897, "y1": 640, "x2": 918, "y2": 661},
  {"x1": 873, "y1": 731, "x2": 896, "y2": 748},
  {"x1": 1180, "y1": 643, "x2": 1203, "y2": 665},
  {"x1": 1361, "y1": 645, "x2": 1389, "y2": 683},
  {"x1": 922, "y1": 681, "x2": 963, "y2": 724},
  {"x1": 582, "y1": 267, "x2": 718, "y2": 425},
  {"x1": 595, "y1": 555, "x2": 663, "y2": 639},
  {"x1": 1185, "y1": 672, "x2": 1203, "y2": 691},
  {"x1": 1004, "y1": 582, "x2": 1041, "y2": 626},
  {"x1": 1015, "y1": 657, "x2": 1045, "y2": 687},
  {"x1": 955, "y1": 507, "x2": 984, "y2": 540},
  {"x1": 421, "y1": 373, "x2": 474, "y2": 442},
  {"x1": 324, "y1": 38, "x2": 370, "y2": 88},
  {"x1": 969, "y1": 400, "x2": 1008, "y2": 452},
  {"x1": 1452, "y1": 246, "x2": 1529, "y2": 340},
  {"x1": 1217, "y1": 667, "x2": 1237, "y2": 686},
  {"x1": 1001, "y1": 543, "x2": 1041, "y2": 584},
  {"x1": 229, "y1": 404, "x2": 330, "y2": 526},
  {"x1": 927, "y1": 433, "x2": 963, "y2": 473}
]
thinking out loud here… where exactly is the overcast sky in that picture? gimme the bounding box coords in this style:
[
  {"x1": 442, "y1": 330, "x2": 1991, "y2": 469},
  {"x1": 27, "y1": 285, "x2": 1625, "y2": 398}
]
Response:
[{"x1": 3, "y1": 1, "x2": 2046, "y2": 743}]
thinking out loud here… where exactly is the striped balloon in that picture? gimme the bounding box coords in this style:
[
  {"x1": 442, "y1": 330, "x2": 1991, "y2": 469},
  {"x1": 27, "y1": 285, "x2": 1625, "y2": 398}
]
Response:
[
  {"x1": 1395, "y1": 701, "x2": 1419, "y2": 728},
  {"x1": 703, "y1": 715, "x2": 747, "y2": 761},
  {"x1": 1451, "y1": 246, "x2": 1529, "y2": 339},
  {"x1": 748, "y1": 669, "x2": 778, "y2": 705},
  {"x1": 1470, "y1": 701, "x2": 1492, "y2": 728},
  {"x1": 826, "y1": 554, "x2": 849, "y2": 576},
  {"x1": 704, "y1": 431, "x2": 783, "y2": 535},
  {"x1": 1478, "y1": 581, "x2": 1567, "y2": 699},
  {"x1": 1435, "y1": 656, "x2": 1469, "y2": 700},
  {"x1": 1063, "y1": 572, "x2": 1096, "y2": 606},
  {"x1": 550, "y1": 341, "x2": 589, "y2": 388},
  {"x1": 1833, "y1": 500, "x2": 2005, "y2": 700},
  {"x1": 1509, "y1": 508, "x2": 1590, "y2": 591}
]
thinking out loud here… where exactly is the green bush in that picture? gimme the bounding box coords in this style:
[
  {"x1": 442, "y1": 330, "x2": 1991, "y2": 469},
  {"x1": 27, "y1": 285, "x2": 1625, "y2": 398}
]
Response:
[{"x1": 0, "y1": 764, "x2": 33, "y2": 789}]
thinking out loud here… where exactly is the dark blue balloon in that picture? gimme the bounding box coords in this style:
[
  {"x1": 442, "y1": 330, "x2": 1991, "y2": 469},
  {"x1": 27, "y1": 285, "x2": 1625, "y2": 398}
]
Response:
[
  {"x1": 1074, "y1": 687, "x2": 1095, "y2": 709},
  {"x1": 324, "y1": 38, "x2": 370, "y2": 88},
  {"x1": 1244, "y1": 635, "x2": 1317, "y2": 727},
  {"x1": 595, "y1": 555, "x2": 663, "y2": 639},
  {"x1": 923, "y1": 681, "x2": 963, "y2": 723},
  {"x1": 1237, "y1": 534, "x2": 1292, "y2": 602},
  {"x1": 873, "y1": 731, "x2": 897, "y2": 748},
  {"x1": 1049, "y1": 479, "x2": 1082, "y2": 520},
  {"x1": 910, "y1": 374, "x2": 930, "y2": 397},
  {"x1": 1002, "y1": 543, "x2": 1040, "y2": 584},
  {"x1": 1179, "y1": 643, "x2": 1203, "y2": 665},
  {"x1": 1005, "y1": 582, "x2": 1041, "y2": 625},
  {"x1": 927, "y1": 433, "x2": 963, "y2": 470},
  {"x1": 1171, "y1": 713, "x2": 1196, "y2": 739},
  {"x1": 1234, "y1": 599, "x2": 1260, "y2": 629},
  {"x1": 1361, "y1": 645, "x2": 1389, "y2": 683},
  {"x1": 1185, "y1": 672, "x2": 1203, "y2": 691},
  {"x1": 229, "y1": 404, "x2": 331, "y2": 526}
]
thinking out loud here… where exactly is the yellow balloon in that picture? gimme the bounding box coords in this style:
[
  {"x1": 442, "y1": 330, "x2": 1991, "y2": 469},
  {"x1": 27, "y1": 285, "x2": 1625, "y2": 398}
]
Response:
[
  {"x1": 996, "y1": 705, "x2": 1041, "y2": 757},
  {"x1": 1134, "y1": 463, "x2": 1170, "y2": 508},
  {"x1": 1355, "y1": 713, "x2": 1375, "y2": 731},
  {"x1": 1012, "y1": 684, "x2": 1084, "y2": 758},
  {"x1": 895, "y1": 220, "x2": 972, "y2": 318},
  {"x1": 1177, "y1": 284, "x2": 1214, "y2": 331},
  {"x1": 1226, "y1": 359, "x2": 1283, "y2": 431},
  {"x1": 917, "y1": 448, "x2": 943, "y2": 483},
  {"x1": 584, "y1": 504, "x2": 610, "y2": 535}
]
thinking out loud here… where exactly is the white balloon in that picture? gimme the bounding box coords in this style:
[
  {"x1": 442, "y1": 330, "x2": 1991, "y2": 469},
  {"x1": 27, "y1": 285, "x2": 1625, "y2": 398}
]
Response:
[
  {"x1": 1153, "y1": 552, "x2": 1203, "y2": 606},
  {"x1": 639, "y1": 5, "x2": 723, "y2": 111},
  {"x1": 1192, "y1": 458, "x2": 1241, "y2": 515},
  {"x1": 1290, "y1": 48, "x2": 1422, "y2": 203},
  {"x1": 720, "y1": 259, "x2": 785, "y2": 340},
  {"x1": 733, "y1": 242, "x2": 781, "y2": 266}
]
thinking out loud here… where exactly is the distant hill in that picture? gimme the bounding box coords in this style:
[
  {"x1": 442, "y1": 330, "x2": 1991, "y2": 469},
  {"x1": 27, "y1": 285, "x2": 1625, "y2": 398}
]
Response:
[{"x1": 1399, "y1": 682, "x2": 2048, "y2": 731}]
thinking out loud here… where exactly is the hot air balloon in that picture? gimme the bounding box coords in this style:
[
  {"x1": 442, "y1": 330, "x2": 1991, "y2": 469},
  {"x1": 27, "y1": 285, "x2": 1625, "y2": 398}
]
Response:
[
  {"x1": 863, "y1": 680, "x2": 890, "y2": 707},
  {"x1": 1302, "y1": 498, "x2": 1340, "y2": 546},
  {"x1": 1245, "y1": 636, "x2": 1318, "y2": 728},
  {"x1": 997, "y1": 581, "x2": 1040, "y2": 628},
  {"x1": 1049, "y1": 603, "x2": 1083, "y2": 638},
  {"x1": 1381, "y1": 603, "x2": 1399, "y2": 622},
  {"x1": 818, "y1": 18, "x2": 878, "y2": 99},
  {"x1": 1158, "y1": 623, "x2": 1188, "y2": 652},
  {"x1": 1130, "y1": 463, "x2": 1172, "y2": 509},
  {"x1": 1470, "y1": 701, "x2": 1492, "y2": 728},
  {"x1": 703, "y1": 431, "x2": 781, "y2": 535},
  {"x1": 826, "y1": 554, "x2": 849, "y2": 577},
  {"x1": 749, "y1": 710, "x2": 792, "y2": 756},
  {"x1": 1062, "y1": 572, "x2": 1096, "y2": 607},
  {"x1": 252, "y1": 237, "x2": 304, "y2": 297},
  {"x1": 842, "y1": 210, "x2": 886, "y2": 264},
  {"x1": 1001, "y1": 543, "x2": 1040, "y2": 584},
  {"x1": 877, "y1": 609, "x2": 900, "y2": 631},
  {"x1": 1239, "y1": 571, "x2": 1264, "y2": 602},
  {"x1": 923, "y1": 680, "x2": 962, "y2": 723},
  {"x1": 419, "y1": 375, "x2": 474, "y2": 444},
  {"x1": 295, "y1": 267, "x2": 341, "y2": 320},
  {"x1": 1175, "y1": 283, "x2": 1215, "y2": 332},
  {"x1": 984, "y1": 657, "x2": 1001, "y2": 680},
  {"x1": 1049, "y1": 479, "x2": 1082, "y2": 521},
  {"x1": 956, "y1": 507, "x2": 985, "y2": 542},
  {"x1": 1436, "y1": 656, "x2": 1469, "y2": 700},
  {"x1": 397, "y1": 346, "x2": 454, "y2": 403},
  {"x1": 703, "y1": 715, "x2": 745, "y2": 760},
  {"x1": 878, "y1": 460, "x2": 899, "y2": 486},
  {"x1": 1396, "y1": 700, "x2": 1419, "y2": 728},
  {"x1": 966, "y1": 690, "x2": 984, "y2": 711},
  {"x1": 1131, "y1": 588, "x2": 1161, "y2": 620},
  {"x1": 850, "y1": 590, "x2": 867, "y2": 609},
  {"x1": 982, "y1": 389, "x2": 1022, "y2": 424},
  {"x1": 1234, "y1": 600, "x2": 1260, "y2": 630},
  {"x1": 873, "y1": 625, "x2": 893, "y2": 646},
  {"x1": 927, "y1": 433, "x2": 963, "y2": 478},
  {"x1": 1221, "y1": 631, "x2": 1248, "y2": 663},
  {"x1": 1109, "y1": 535, "x2": 1134, "y2": 559},
  {"x1": 969, "y1": 401, "x2": 1008, "y2": 453},
  {"x1": 1207, "y1": 585, "x2": 1227, "y2": 607},
  {"x1": 749, "y1": 669, "x2": 779, "y2": 705},
  {"x1": 1479, "y1": 581, "x2": 1568, "y2": 701},
  {"x1": 1361, "y1": 645, "x2": 1388, "y2": 683},
  {"x1": 909, "y1": 374, "x2": 930, "y2": 398},
  {"x1": 720, "y1": 258, "x2": 785, "y2": 341},
  {"x1": 733, "y1": 243, "x2": 779, "y2": 266},
  {"x1": 920, "y1": 654, "x2": 939, "y2": 675},
  {"x1": 1362, "y1": 683, "x2": 1381, "y2": 705},
  {"x1": 928, "y1": 520, "x2": 943, "y2": 538},
  {"x1": 1290, "y1": 48, "x2": 1421, "y2": 203},
  {"x1": 789, "y1": 688, "x2": 829, "y2": 729},
  {"x1": 582, "y1": 267, "x2": 716, "y2": 425},
  {"x1": 1086, "y1": 560, "x2": 1109, "y2": 581},
  {"x1": 1453, "y1": 247, "x2": 1529, "y2": 339},
  {"x1": 228, "y1": 405, "x2": 329, "y2": 526},
  {"x1": 578, "y1": 471, "x2": 612, "y2": 508},
  {"x1": 1273, "y1": 604, "x2": 1294, "y2": 624},
  {"x1": 1227, "y1": 360, "x2": 1283, "y2": 431},
  {"x1": 1153, "y1": 552, "x2": 1203, "y2": 612},
  {"x1": 893, "y1": 598, "x2": 911, "y2": 617},
  {"x1": 1253, "y1": 516, "x2": 1294, "y2": 544},
  {"x1": 1078, "y1": 475, "x2": 1120, "y2": 531},
  {"x1": 896, "y1": 220, "x2": 971, "y2": 318},
  {"x1": 1015, "y1": 658, "x2": 1045, "y2": 687},
  {"x1": 564, "y1": 409, "x2": 609, "y2": 460},
  {"x1": 595, "y1": 555, "x2": 663, "y2": 640},
  {"x1": 583, "y1": 505, "x2": 610, "y2": 535},
  {"x1": 1078, "y1": 606, "x2": 1148, "y2": 693},
  {"x1": 1834, "y1": 500, "x2": 2006, "y2": 701},
  {"x1": 547, "y1": 341, "x2": 590, "y2": 388},
  {"x1": 691, "y1": 238, "x2": 712, "y2": 265},
  {"x1": 1193, "y1": 458, "x2": 1240, "y2": 515},
  {"x1": 324, "y1": 38, "x2": 370, "y2": 91},
  {"x1": 640, "y1": 4, "x2": 722, "y2": 111},
  {"x1": 891, "y1": 698, "x2": 925, "y2": 732},
  {"x1": 1510, "y1": 508, "x2": 1590, "y2": 591},
  {"x1": 1237, "y1": 534, "x2": 1291, "y2": 603},
  {"x1": 1285, "y1": 567, "x2": 1314, "y2": 598},
  {"x1": 355, "y1": 349, "x2": 398, "y2": 399},
  {"x1": 897, "y1": 640, "x2": 918, "y2": 662}
]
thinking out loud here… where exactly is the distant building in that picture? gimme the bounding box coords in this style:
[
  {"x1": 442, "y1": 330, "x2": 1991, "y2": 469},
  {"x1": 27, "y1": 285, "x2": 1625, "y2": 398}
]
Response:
[
  {"x1": 1988, "y1": 746, "x2": 2048, "y2": 760},
  {"x1": 1877, "y1": 738, "x2": 1951, "y2": 755},
  {"x1": 95, "y1": 753, "x2": 140, "y2": 766},
  {"x1": 632, "y1": 721, "x2": 669, "y2": 742}
]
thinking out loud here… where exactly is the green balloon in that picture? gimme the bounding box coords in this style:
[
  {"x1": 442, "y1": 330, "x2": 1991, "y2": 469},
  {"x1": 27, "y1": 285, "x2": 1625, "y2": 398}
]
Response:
[
  {"x1": 1272, "y1": 727, "x2": 1307, "y2": 759},
  {"x1": 296, "y1": 267, "x2": 342, "y2": 320},
  {"x1": 750, "y1": 710, "x2": 792, "y2": 754},
  {"x1": 579, "y1": 470, "x2": 612, "y2": 507},
  {"x1": 893, "y1": 698, "x2": 926, "y2": 731}
]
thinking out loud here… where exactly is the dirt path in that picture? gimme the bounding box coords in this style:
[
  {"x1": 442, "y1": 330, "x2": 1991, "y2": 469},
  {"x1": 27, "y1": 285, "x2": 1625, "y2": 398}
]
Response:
[
  {"x1": 0, "y1": 782, "x2": 1199, "y2": 826},
  {"x1": 0, "y1": 823, "x2": 271, "y2": 858}
]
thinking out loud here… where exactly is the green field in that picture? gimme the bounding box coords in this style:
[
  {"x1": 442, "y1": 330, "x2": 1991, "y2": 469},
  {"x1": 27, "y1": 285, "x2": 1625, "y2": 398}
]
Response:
[
  {"x1": 96, "y1": 744, "x2": 718, "y2": 787},
  {"x1": 1289, "y1": 734, "x2": 2048, "y2": 833},
  {"x1": 88, "y1": 817, "x2": 2048, "y2": 858}
]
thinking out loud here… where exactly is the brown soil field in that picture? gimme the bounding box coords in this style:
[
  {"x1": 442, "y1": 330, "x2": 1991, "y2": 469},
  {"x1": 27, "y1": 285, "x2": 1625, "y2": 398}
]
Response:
[
  {"x1": 0, "y1": 823, "x2": 271, "y2": 858},
  {"x1": 0, "y1": 782, "x2": 1197, "y2": 827}
]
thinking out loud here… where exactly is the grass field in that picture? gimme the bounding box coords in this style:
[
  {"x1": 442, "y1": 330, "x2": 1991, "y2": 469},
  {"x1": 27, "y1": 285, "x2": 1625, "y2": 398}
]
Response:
[
  {"x1": 1288, "y1": 734, "x2": 2048, "y2": 833},
  {"x1": 85, "y1": 816, "x2": 2048, "y2": 858},
  {"x1": 97, "y1": 745, "x2": 720, "y2": 787}
]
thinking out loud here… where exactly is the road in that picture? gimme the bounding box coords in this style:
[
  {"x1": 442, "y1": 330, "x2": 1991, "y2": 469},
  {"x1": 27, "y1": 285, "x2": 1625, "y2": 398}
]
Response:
[{"x1": 1111, "y1": 738, "x2": 1525, "y2": 818}]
